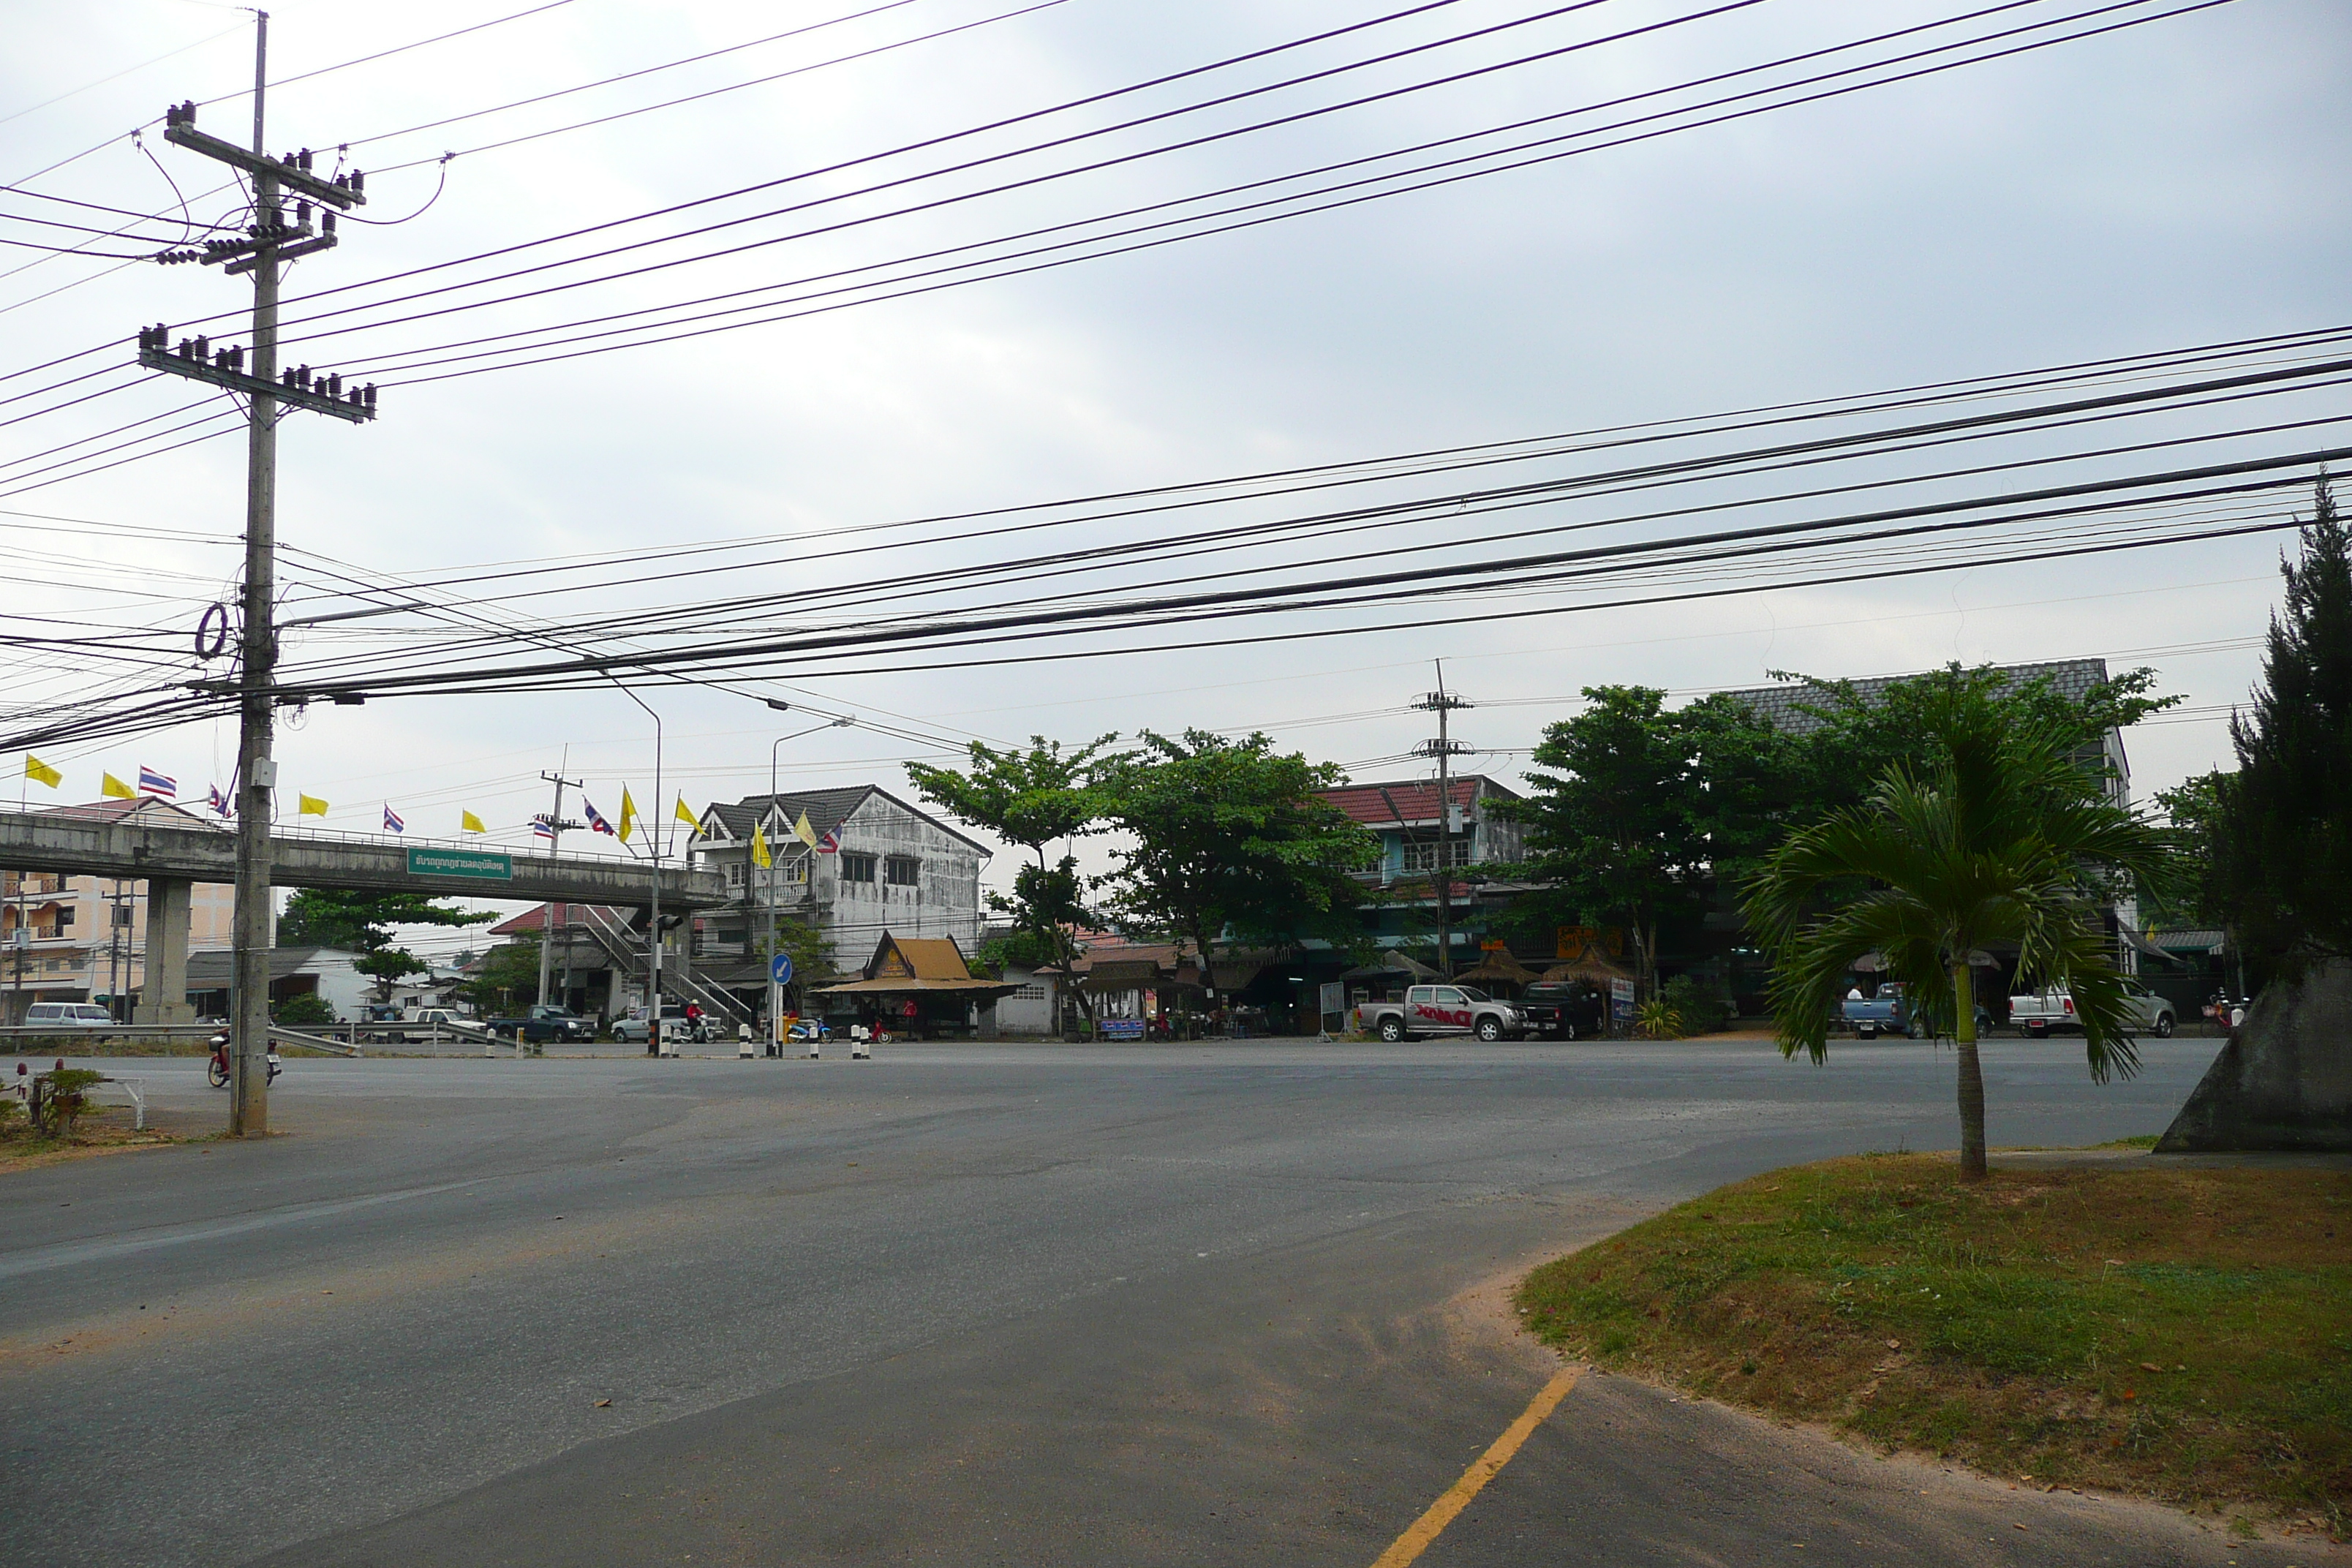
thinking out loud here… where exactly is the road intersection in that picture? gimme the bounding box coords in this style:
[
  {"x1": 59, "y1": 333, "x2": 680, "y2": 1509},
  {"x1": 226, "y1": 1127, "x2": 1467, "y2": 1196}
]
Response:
[{"x1": 0, "y1": 1039, "x2": 2315, "y2": 1566}]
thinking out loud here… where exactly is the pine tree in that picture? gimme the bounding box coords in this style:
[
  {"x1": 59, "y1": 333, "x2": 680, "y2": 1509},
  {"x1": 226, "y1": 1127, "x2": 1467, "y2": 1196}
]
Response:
[{"x1": 2215, "y1": 476, "x2": 2352, "y2": 975}]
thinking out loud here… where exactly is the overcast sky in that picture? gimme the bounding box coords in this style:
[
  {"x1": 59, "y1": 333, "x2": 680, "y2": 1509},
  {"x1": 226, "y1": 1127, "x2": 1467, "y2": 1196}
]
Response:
[{"x1": 3, "y1": 0, "x2": 2345, "y2": 943}]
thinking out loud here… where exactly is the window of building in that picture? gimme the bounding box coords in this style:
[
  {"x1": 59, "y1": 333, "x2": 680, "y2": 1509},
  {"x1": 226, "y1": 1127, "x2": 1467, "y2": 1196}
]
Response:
[
  {"x1": 1011, "y1": 983, "x2": 1047, "y2": 1000},
  {"x1": 1400, "y1": 834, "x2": 1473, "y2": 872},
  {"x1": 839, "y1": 852, "x2": 877, "y2": 884},
  {"x1": 884, "y1": 855, "x2": 920, "y2": 887},
  {"x1": 726, "y1": 861, "x2": 744, "y2": 886}
]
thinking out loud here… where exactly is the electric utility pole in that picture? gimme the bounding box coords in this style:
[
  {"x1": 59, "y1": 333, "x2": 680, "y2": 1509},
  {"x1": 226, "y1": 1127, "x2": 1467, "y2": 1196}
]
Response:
[
  {"x1": 1412, "y1": 663, "x2": 1474, "y2": 981},
  {"x1": 138, "y1": 14, "x2": 374, "y2": 1134},
  {"x1": 534, "y1": 766, "x2": 583, "y2": 1017}
]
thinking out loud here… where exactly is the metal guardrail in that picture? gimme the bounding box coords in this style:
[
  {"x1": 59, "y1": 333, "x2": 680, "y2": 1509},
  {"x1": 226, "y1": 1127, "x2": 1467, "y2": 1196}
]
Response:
[
  {"x1": 269, "y1": 1026, "x2": 361, "y2": 1058},
  {"x1": 0, "y1": 1023, "x2": 217, "y2": 1043}
]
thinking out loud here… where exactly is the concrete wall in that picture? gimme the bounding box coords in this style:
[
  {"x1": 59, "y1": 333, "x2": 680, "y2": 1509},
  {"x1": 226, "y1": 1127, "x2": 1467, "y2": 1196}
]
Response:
[
  {"x1": 992, "y1": 965, "x2": 1060, "y2": 1036},
  {"x1": 2157, "y1": 958, "x2": 2352, "y2": 1152}
]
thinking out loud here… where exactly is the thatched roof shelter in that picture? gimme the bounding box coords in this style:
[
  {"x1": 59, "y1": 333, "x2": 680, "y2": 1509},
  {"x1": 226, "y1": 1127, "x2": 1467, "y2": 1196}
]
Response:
[
  {"x1": 1539, "y1": 954, "x2": 1633, "y2": 986},
  {"x1": 1455, "y1": 950, "x2": 1539, "y2": 989}
]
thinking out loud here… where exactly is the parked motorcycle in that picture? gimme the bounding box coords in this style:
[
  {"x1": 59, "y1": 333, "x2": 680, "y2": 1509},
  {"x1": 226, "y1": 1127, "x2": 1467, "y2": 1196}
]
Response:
[{"x1": 2203, "y1": 991, "x2": 2248, "y2": 1031}]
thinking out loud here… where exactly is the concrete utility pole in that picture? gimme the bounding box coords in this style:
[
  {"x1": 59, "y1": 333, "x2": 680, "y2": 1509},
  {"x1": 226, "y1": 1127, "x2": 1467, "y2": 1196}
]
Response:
[
  {"x1": 1413, "y1": 663, "x2": 1474, "y2": 981},
  {"x1": 534, "y1": 764, "x2": 583, "y2": 1015},
  {"x1": 139, "y1": 14, "x2": 374, "y2": 1133}
]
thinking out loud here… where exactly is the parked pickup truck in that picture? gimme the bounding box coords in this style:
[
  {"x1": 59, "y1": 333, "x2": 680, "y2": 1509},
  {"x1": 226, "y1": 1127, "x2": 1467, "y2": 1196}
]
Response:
[
  {"x1": 400, "y1": 1006, "x2": 467, "y2": 1043},
  {"x1": 1357, "y1": 984, "x2": 1526, "y2": 1043},
  {"x1": 1842, "y1": 983, "x2": 1915, "y2": 1039},
  {"x1": 486, "y1": 1004, "x2": 597, "y2": 1044},
  {"x1": 2009, "y1": 981, "x2": 2176, "y2": 1039},
  {"x1": 1844, "y1": 982, "x2": 1997, "y2": 1039},
  {"x1": 1518, "y1": 981, "x2": 1601, "y2": 1040}
]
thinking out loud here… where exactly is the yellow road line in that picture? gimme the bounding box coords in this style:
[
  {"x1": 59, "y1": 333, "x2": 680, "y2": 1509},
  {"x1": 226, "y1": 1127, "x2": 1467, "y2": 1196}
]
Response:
[{"x1": 1369, "y1": 1366, "x2": 1583, "y2": 1568}]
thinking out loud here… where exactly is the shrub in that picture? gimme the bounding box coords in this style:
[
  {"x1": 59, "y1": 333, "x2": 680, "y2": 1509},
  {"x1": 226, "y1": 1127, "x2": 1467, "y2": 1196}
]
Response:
[
  {"x1": 1635, "y1": 998, "x2": 1684, "y2": 1039},
  {"x1": 38, "y1": 1067, "x2": 107, "y2": 1136},
  {"x1": 1659, "y1": 974, "x2": 1732, "y2": 1035},
  {"x1": 274, "y1": 992, "x2": 337, "y2": 1027}
]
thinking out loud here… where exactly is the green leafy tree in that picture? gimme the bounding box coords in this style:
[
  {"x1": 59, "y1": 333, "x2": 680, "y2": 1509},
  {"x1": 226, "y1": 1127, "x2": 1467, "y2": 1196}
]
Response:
[
  {"x1": 907, "y1": 735, "x2": 1122, "y2": 1031},
  {"x1": 1743, "y1": 686, "x2": 2174, "y2": 1181},
  {"x1": 1097, "y1": 730, "x2": 1376, "y2": 969},
  {"x1": 280, "y1": 892, "x2": 489, "y2": 1011},
  {"x1": 2147, "y1": 771, "x2": 2228, "y2": 930},
  {"x1": 355, "y1": 949, "x2": 431, "y2": 1006},
  {"x1": 1774, "y1": 662, "x2": 2179, "y2": 817},
  {"x1": 279, "y1": 890, "x2": 493, "y2": 954},
  {"x1": 1495, "y1": 687, "x2": 1783, "y2": 995},
  {"x1": 459, "y1": 937, "x2": 543, "y2": 1015},
  {"x1": 2201, "y1": 478, "x2": 2352, "y2": 979}
]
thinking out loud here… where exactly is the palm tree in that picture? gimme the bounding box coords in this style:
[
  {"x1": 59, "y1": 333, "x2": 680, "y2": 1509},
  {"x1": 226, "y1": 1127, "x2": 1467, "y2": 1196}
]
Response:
[{"x1": 1742, "y1": 688, "x2": 2174, "y2": 1180}]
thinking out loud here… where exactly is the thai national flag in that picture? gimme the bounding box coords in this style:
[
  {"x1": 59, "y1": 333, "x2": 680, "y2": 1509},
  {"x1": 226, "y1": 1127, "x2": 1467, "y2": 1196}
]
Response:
[
  {"x1": 207, "y1": 784, "x2": 233, "y2": 818},
  {"x1": 137, "y1": 766, "x2": 176, "y2": 799},
  {"x1": 815, "y1": 827, "x2": 840, "y2": 854},
  {"x1": 584, "y1": 799, "x2": 616, "y2": 836},
  {"x1": 531, "y1": 814, "x2": 557, "y2": 840},
  {"x1": 382, "y1": 804, "x2": 404, "y2": 834}
]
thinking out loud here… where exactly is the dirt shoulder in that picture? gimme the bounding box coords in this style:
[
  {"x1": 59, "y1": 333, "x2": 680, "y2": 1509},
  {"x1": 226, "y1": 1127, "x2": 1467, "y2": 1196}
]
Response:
[{"x1": 1515, "y1": 1151, "x2": 2350, "y2": 1545}]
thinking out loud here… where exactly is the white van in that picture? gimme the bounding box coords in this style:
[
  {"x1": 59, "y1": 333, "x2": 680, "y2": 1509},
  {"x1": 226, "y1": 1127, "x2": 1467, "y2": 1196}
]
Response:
[{"x1": 23, "y1": 1002, "x2": 115, "y2": 1026}]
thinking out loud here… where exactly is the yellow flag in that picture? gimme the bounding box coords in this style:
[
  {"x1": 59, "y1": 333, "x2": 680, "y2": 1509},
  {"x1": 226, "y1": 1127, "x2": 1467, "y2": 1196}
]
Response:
[
  {"x1": 298, "y1": 793, "x2": 329, "y2": 817},
  {"x1": 617, "y1": 788, "x2": 638, "y2": 844},
  {"x1": 674, "y1": 794, "x2": 699, "y2": 832},
  {"x1": 101, "y1": 772, "x2": 135, "y2": 799},
  {"x1": 461, "y1": 810, "x2": 486, "y2": 833},
  {"x1": 750, "y1": 821, "x2": 772, "y2": 870},
  {"x1": 792, "y1": 810, "x2": 818, "y2": 848},
  {"x1": 23, "y1": 755, "x2": 60, "y2": 788}
]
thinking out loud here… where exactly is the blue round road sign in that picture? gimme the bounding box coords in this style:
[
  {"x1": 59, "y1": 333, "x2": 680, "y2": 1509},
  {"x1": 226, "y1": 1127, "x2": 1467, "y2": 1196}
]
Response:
[{"x1": 769, "y1": 953, "x2": 794, "y2": 986}]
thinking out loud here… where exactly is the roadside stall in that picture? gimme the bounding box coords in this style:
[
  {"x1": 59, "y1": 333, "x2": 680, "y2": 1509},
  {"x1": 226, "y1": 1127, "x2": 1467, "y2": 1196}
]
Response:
[
  {"x1": 810, "y1": 932, "x2": 1017, "y2": 1041},
  {"x1": 1453, "y1": 949, "x2": 1540, "y2": 998}
]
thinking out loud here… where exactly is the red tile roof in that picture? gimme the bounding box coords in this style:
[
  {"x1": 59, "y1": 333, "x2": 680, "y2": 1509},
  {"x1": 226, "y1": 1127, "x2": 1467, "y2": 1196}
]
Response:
[
  {"x1": 1317, "y1": 777, "x2": 1511, "y2": 827},
  {"x1": 489, "y1": 902, "x2": 627, "y2": 935}
]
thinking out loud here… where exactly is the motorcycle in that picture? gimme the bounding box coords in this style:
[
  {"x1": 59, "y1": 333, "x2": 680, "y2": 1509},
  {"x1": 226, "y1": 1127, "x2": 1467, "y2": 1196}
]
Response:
[{"x1": 206, "y1": 1031, "x2": 281, "y2": 1090}]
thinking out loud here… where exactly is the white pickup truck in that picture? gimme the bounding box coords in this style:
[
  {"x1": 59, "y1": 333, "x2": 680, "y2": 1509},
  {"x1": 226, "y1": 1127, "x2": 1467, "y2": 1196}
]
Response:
[
  {"x1": 2008, "y1": 980, "x2": 2177, "y2": 1039},
  {"x1": 1357, "y1": 984, "x2": 1527, "y2": 1042}
]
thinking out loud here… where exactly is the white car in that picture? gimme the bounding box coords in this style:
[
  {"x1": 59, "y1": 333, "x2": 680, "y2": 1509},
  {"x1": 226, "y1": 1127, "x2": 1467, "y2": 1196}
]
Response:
[
  {"x1": 2008, "y1": 980, "x2": 2176, "y2": 1039},
  {"x1": 22, "y1": 1002, "x2": 114, "y2": 1027}
]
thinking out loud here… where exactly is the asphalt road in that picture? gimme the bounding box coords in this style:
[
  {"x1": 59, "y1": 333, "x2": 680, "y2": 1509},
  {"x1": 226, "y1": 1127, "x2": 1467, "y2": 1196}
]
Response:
[{"x1": 0, "y1": 1036, "x2": 2323, "y2": 1567}]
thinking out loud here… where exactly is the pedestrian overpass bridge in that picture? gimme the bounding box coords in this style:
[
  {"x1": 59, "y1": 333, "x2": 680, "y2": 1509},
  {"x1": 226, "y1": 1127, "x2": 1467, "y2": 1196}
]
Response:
[{"x1": 0, "y1": 804, "x2": 726, "y2": 1028}]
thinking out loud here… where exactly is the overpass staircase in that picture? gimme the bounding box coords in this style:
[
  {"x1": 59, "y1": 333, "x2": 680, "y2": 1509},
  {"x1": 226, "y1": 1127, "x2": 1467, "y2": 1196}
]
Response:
[{"x1": 573, "y1": 905, "x2": 749, "y2": 1028}]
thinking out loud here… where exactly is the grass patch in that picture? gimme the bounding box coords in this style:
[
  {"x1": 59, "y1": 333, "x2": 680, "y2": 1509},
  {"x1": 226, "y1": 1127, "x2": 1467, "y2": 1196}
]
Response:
[
  {"x1": 1516, "y1": 1154, "x2": 2350, "y2": 1537},
  {"x1": 7, "y1": 1038, "x2": 214, "y2": 1058},
  {"x1": 2095, "y1": 1134, "x2": 2163, "y2": 1150},
  {"x1": 1, "y1": 1104, "x2": 184, "y2": 1168}
]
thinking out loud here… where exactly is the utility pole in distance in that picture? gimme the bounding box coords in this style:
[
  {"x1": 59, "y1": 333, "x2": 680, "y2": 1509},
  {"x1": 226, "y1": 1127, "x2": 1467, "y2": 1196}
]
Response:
[
  {"x1": 1412, "y1": 663, "x2": 1474, "y2": 981},
  {"x1": 534, "y1": 766, "x2": 584, "y2": 1021},
  {"x1": 140, "y1": 13, "x2": 373, "y2": 1134}
]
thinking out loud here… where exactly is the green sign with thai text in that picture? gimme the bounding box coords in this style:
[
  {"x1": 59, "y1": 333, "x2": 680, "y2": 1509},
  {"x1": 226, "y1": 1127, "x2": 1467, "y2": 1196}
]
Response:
[{"x1": 406, "y1": 845, "x2": 512, "y2": 881}]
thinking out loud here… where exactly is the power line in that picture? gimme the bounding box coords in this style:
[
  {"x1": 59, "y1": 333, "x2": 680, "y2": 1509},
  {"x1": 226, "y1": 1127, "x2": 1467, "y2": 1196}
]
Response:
[{"x1": 289, "y1": 0, "x2": 2223, "y2": 388}]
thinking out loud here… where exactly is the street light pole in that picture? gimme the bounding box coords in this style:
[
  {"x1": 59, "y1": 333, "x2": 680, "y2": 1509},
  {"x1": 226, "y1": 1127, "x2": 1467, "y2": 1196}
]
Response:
[{"x1": 763, "y1": 704, "x2": 852, "y2": 1048}]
